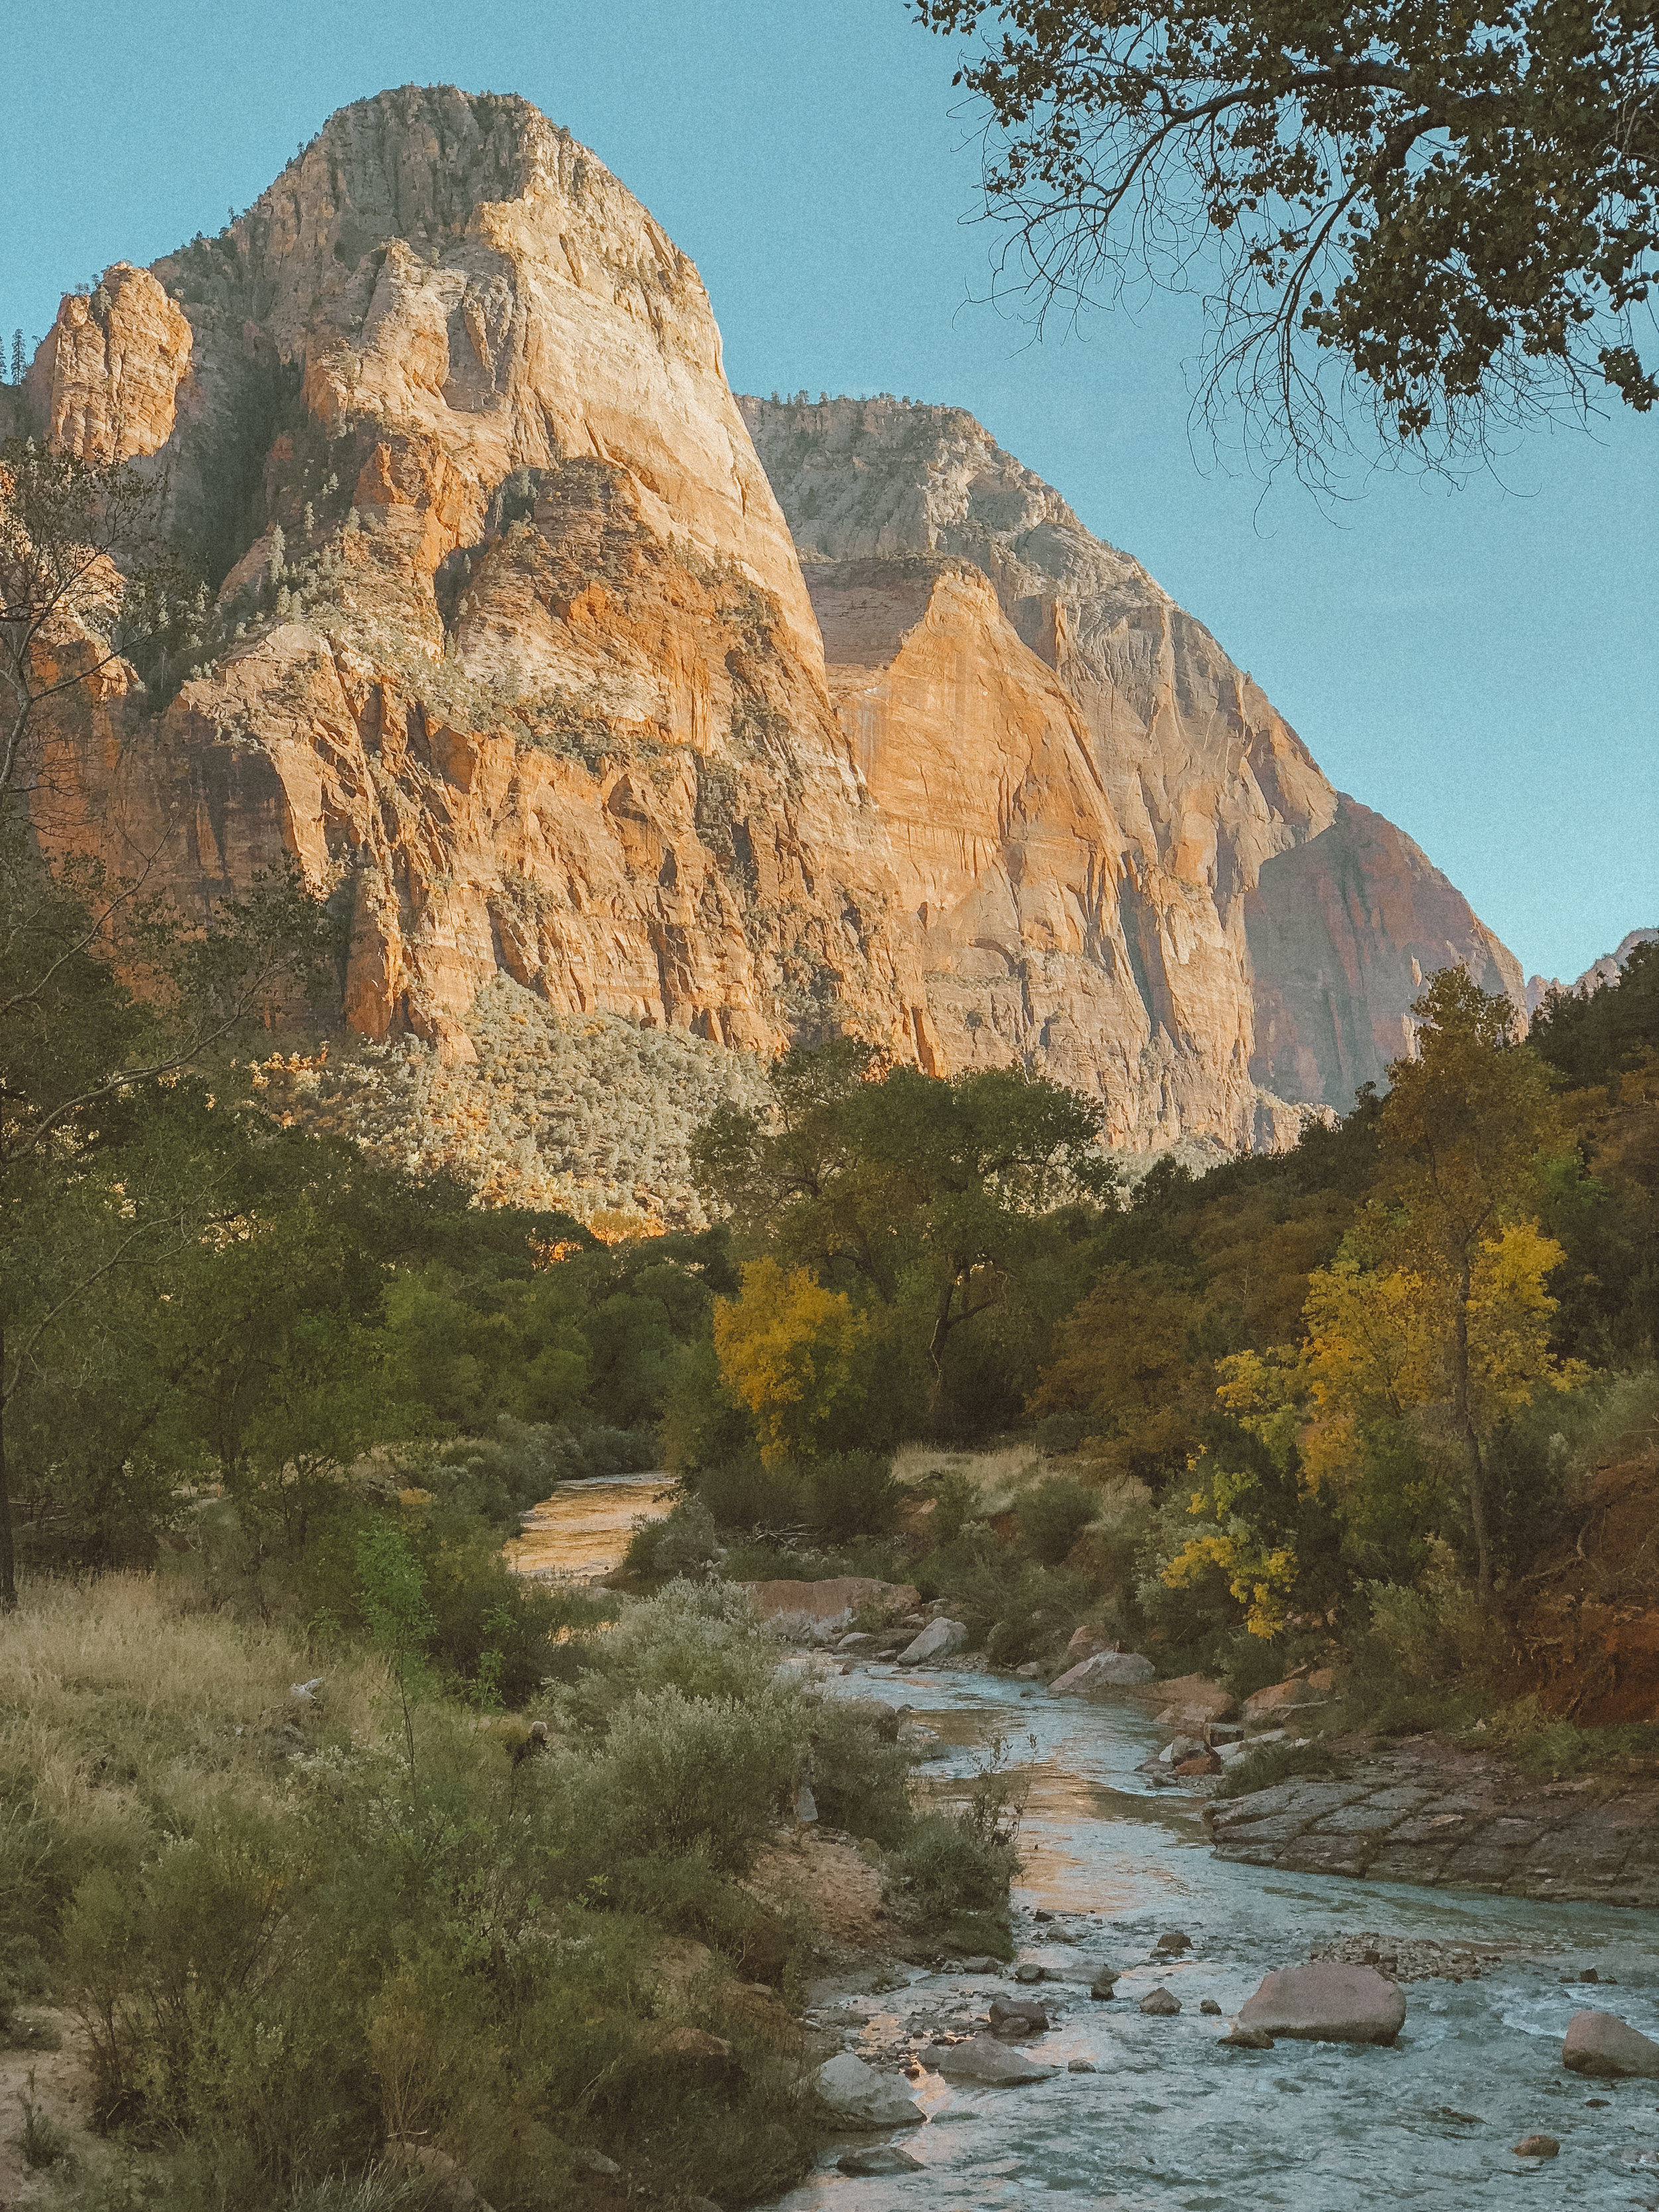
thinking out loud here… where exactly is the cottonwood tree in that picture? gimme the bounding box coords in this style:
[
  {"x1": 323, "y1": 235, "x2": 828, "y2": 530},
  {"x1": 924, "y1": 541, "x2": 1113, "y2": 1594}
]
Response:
[
  {"x1": 694, "y1": 1044, "x2": 1112, "y2": 1418},
  {"x1": 912, "y1": 0, "x2": 1659, "y2": 477}
]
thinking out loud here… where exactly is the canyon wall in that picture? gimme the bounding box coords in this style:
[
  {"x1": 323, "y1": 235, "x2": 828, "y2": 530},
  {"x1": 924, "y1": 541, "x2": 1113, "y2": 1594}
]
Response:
[{"x1": 22, "y1": 85, "x2": 1521, "y2": 1179}]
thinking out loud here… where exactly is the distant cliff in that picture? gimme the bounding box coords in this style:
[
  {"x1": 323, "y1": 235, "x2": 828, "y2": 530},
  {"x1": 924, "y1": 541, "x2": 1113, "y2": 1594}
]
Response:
[
  {"x1": 21, "y1": 85, "x2": 1522, "y2": 1202},
  {"x1": 743, "y1": 395, "x2": 1523, "y2": 1126}
]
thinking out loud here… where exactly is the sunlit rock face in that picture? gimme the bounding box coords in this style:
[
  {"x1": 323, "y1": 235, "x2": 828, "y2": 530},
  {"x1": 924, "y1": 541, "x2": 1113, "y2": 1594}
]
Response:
[
  {"x1": 744, "y1": 394, "x2": 1522, "y2": 1128},
  {"x1": 26, "y1": 85, "x2": 1516, "y2": 1148}
]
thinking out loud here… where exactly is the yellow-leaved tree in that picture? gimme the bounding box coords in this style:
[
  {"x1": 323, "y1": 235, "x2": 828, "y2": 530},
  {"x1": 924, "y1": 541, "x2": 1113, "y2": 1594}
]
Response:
[
  {"x1": 1159, "y1": 1348, "x2": 1307, "y2": 1636},
  {"x1": 1305, "y1": 970, "x2": 1579, "y2": 1595},
  {"x1": 711, "y1": 1258, "x2": 869, "y2": 1464}
]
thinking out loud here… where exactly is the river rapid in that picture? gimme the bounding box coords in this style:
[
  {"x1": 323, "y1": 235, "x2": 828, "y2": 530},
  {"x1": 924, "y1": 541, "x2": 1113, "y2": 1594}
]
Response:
[{"x1": 510, "y1": 1489, "x2": 1659, "y2": 2208}]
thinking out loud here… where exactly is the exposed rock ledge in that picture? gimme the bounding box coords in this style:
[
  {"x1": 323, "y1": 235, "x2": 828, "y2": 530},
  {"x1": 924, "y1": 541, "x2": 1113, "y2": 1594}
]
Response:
[{"x1": 1205, "y1": 1741, "x2": 1659, "y2": 1908}]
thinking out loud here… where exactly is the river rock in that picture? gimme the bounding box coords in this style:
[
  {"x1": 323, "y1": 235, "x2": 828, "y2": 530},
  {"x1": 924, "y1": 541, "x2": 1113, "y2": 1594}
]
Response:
[
  {"x1": 1562, "y1": 2010, "x2": 1659, "y2": 2080},
  {"x1": 1218, "y1": 2025, "x2": 1275, "y2": 2049},
  {"x1": 988, "y1": 1998, "x2": 1048, "y2": 2034},
  {"x1": 1140, "y1": 1987, "x2": 1181, "y2": 2016},
  {"x1": 1061, "y1": 1627, "x2": 1110, "y2": 1666},
  {"x1": 840, "y1": 1697, "x2": 901, "y2": 1740},
  {"x1": 1512, "y1": 2136, "x2": 1559, "y2": 2159},
  {"x1": 816, "y1": 2053, "x2": 927, "y2": 2128},
  {"x1": 837, "y1": 2147, "x2": 924, "y2": 2176},
  {"x1": 1049, "y1": 1650, "x2": 1155, "y2": 1694},
  {"x1": 1241, "y1": 1672, "x2": 1331, "y2": 1724},
  {"x1": 922, "y1": 2033, "x2": 1055, "y2": 2085},
  {"x1": 1148, "y1": 1674, "x2": 1238, "y2": 1724},
  {"x1": 899, "y1": 1617, "x2": 969, "y2": 1664},
  {"x1": 1200, "y1": 1999, "x2": 1222, "y2": 2015},
  {"x1": 1154, "y1": 1930, "x2": 1192, "y2": 1955},
  {"x1": 1090, "y1": 1966, "x2": 1118, "y2": 2000},
  {"x1": 1238, "y1": 1964, "x2": 1406, "y2": 2045},
  {"x1": 1014, "y1": 1961, "x2": 1046, "y2": 1984}
]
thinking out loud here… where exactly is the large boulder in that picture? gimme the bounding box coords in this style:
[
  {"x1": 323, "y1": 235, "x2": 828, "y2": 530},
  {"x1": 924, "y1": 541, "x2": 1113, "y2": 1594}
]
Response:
[
  {"x1": 1237, "y1": 1964, "x2": 1406, "y2": 2045},
  {"x1": 1562, "y1": 2010, "x2": 1659, "y2": 2080},
  {"x1": 1049, "y1": 1649, "x2": 1155, "y2": 1694},
  {"x1": 920, "y1": 2033, "x2": 1054, "y2": 2085},
  {"x1": 899, "y1": 1617, "x2": 969, "y2": 1664},
  {"x1": 815, "y1": 2052, "x2": 928, "y2": 2128}
]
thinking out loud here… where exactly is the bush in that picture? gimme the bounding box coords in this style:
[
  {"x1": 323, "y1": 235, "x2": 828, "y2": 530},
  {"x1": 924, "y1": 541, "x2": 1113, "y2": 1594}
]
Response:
[
  {"x1": 803, "y1": 1451, "x2": 902, "y2": 1540},
  {"x1": 1013, "y1": 1476, "x2": 1099, "y2": 1565},
  {"x1": 569, "y1": 1686, "x2": 799, "y2": 1874}
]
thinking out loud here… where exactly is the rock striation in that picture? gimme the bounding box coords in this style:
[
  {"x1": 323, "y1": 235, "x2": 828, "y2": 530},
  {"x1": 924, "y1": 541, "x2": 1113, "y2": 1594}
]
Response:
[{"x1": 23, "y1": 84, "x2": 1523, "y2": 1191}]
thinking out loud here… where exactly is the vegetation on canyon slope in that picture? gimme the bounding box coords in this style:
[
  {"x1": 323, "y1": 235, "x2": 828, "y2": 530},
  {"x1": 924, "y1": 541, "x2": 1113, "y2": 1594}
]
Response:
[{"x1": 3, "y1": 431, "x2": 1657, "y2": 2210}]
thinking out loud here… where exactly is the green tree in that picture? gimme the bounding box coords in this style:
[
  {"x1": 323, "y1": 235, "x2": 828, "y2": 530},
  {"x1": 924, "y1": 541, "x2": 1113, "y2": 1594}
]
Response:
[
  {"x1": 1368, "y1": 968, "x2": 1563, "y2": 1594},
  {"x1": 0, "y1": 816, "x2": 336, "y2": 1607},
  {"x1": 912, "y1": 0, "x2": 1659, "y2": 475},
  {"x1": 695, "y1": 1047, "x2": 1111, "y2": 1420}
]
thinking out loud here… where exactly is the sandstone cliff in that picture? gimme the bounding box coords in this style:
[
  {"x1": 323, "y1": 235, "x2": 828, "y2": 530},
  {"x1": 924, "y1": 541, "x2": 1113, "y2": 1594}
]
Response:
[
  {"x1": 742, "y1": 395, "x2": 1524, "y2": 1127},
  {"x1": 19, "y1": 85, "x2": 1523, "y2": 1208}
]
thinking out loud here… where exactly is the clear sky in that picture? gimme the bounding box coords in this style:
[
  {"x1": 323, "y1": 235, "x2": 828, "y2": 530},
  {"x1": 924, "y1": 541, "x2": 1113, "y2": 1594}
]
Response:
[{"x1": 5, "y1": 0, "x2": 1654, "y2": 984}]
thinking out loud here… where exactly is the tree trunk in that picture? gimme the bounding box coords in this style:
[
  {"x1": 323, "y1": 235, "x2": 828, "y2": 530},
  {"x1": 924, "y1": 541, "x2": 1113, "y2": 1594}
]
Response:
[
  {"x1": 1452, "y1": 1253, "x2": 1492, "y2": 1599},
  {"x1": 926, "y1": 1280, "x2": 956, "y2": 1423}
]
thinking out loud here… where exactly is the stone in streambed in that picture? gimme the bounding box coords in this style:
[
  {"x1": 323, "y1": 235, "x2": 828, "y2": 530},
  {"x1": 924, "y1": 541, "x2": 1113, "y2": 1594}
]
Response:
[
  {"x1": 921, "y1": 2033, "x2": 1055, "y2": 2085},
  {"x1": 837, "y1": 2146, "x2": 924, "y2": 2176},
  {"x1": 1218, "y1": 2025, "x2": 1275, "y2": 2049},
  {"x1": 1049, "y1": 1650, "x2": 1155, "y2": 1694},
  {"x1": 988, "y1": 1997, "x2": 1048, "y2": 2034},
  {"x1": 1199, "y1": 1999, "x2": 1222, "y2": 2016},
  {"x1": 1139, "y1": 1987, "x2": 1181, "y2": 2016},
  {"x1": 899, "y1": 1617, "x2": 969, "y2": 1664},
  {"x1": 1154, "y1": 1929, "x2": 1192, "y2": 1955},
  {"x1": 1562, "y1": 2010, "x2": 1659, "y2": 2080},
  {"x1": 1512, "y1": 2136, "x2": 1559, "y2": 2158},
  {"x1": 1238, "y1": 1963, "x2": 1405, "y2": 2045},
  {"x1": 1068, "y1": 2057, "x2": 1096, "y2": 2072},
  {"x1": 1014, "y1": 1960, "x2": 1046, "y2": 1984},
  {"x1": 1089, "y1": 1966, "x2": 1119, "y2": 2001},
  {"x1": 816, "y1": 2052, "x2": 926, "y2": 2127}
]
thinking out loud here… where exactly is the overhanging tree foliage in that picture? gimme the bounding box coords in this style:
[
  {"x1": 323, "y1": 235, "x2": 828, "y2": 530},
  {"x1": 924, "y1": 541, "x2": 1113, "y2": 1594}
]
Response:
[{"x1": 912, "y1": 0, "x2": 1659, "y2": 475}]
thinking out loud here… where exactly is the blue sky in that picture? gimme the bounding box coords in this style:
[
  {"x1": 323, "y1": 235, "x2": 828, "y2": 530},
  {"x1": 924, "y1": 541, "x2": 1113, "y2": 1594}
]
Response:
[{"x1": 5, "y1": 0, "x2": 1654, "y2": 982}]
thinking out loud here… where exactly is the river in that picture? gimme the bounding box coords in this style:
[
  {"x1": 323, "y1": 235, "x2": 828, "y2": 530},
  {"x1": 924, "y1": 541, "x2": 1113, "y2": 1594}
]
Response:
[{"x1": 512, "y1": 1489, "x2": 1659, "y2": 2208}]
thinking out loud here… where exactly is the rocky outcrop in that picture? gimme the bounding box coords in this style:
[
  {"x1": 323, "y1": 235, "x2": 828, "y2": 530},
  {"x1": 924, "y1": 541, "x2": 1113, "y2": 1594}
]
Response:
[
  {"x1": 23, "y1": 84, "x2": 1523, "y2": 1184},
  {"x1": 1206, "y1": 1743, "x2": 1659, "y2": 1906}
]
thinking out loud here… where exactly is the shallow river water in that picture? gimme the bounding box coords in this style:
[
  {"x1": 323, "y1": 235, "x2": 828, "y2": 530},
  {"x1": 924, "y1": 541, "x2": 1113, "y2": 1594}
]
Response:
[
  {"x1": 786, "y1": 1662, "x2": 1659, "y2": 2212},
  {"x1": 508, "y1": 1489, "x2": 1659, "y2": 2210}
]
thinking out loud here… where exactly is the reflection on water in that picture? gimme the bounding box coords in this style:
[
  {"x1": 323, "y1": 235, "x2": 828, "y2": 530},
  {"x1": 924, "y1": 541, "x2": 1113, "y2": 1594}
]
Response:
[
  {"x1": 772, "y1": 1663, "x2": 1659, "y2": 2211},
  {"x1": 504, "y1": 1471, "x2": 672, "y2": 1580}
]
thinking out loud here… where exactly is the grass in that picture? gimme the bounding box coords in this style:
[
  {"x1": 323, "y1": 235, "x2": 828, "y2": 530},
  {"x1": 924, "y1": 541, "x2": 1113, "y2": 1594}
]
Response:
[
  {"x1": 1212, "y1": 1739, "x2": 1344, "y2": 1797},
  {"x1": 13, "y1": 2070, "x2": 74, "y2": 2172},
  {"x1": 1, "y1": 1568, "x2": 1014, "y2": 2209}
]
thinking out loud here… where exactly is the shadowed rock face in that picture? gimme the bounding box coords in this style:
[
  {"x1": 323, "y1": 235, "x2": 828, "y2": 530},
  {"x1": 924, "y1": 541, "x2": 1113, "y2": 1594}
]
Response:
[
  {"x1": 25, "y1": 85, "x2": 1517, "y2": 1156},
  {"x1": 1244, "y1": 794, "x2": 1525, "y2": 1106},
  {"x1": 743, "y1": 395, "x2": 1523, "y2": 1129}
]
